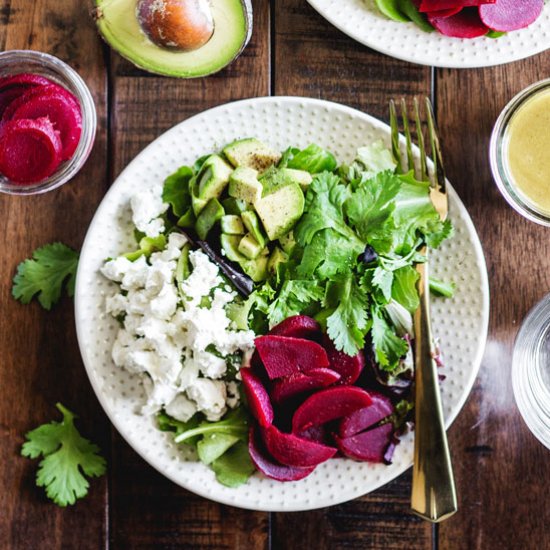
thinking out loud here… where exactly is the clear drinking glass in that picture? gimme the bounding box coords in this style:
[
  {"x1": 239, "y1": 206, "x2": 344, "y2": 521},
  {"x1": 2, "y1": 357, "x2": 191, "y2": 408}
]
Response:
[
  {"x1": 513, "y1": 294, "x2": 550, "y2": 450},
  {"x1": 0, "y1": 50, "x2": 97, "y2": 195}
]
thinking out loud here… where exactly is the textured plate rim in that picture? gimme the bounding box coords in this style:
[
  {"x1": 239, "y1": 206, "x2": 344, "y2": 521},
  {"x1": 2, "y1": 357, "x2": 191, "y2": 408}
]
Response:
[
  {"x1": 75, "y1": 96, "x2": 490, "y2": 511},
  {"x1": 306, "y1": 0, "x2": 550, "y2": 69}
]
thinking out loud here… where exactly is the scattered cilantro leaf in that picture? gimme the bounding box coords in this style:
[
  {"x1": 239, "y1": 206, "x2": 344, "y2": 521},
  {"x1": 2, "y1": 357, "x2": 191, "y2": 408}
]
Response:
[
  {"x1": 267, "y1": 280, "x2": 324, "y2": 327},
  {"x1": 21, "y1": 403, "x2": 106, "y2": 507},
  {"x1": 12, "y1": 243, "x2": 79, "y2": 310},
  {"x1": 326, "y1": 274, "x2": 370, "y2": 355},
  {"x1": 371, "y1": 306, "x2": 409, "y2": 371},
  {"x1": 372, "y1": 266, "x2": 394, "y2": 303},
  {"x1": 162, "y1": 166, "x2": 194, "y2": 217}
]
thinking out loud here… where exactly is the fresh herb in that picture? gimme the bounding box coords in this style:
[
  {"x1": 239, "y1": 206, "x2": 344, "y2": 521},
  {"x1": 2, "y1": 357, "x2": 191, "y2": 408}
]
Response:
[
  {"x1": 159, "y1": 406, "x2": 254, "y2": 487},
  {"x1": 21, "y1": 403, "x2": 106, "y2": 507},
  {"x1": 12, "y1": 243, "x2": 79, "y2": 310},
  {"x1": 429, "y1": 276, "x2": 456, "y2": 298}
]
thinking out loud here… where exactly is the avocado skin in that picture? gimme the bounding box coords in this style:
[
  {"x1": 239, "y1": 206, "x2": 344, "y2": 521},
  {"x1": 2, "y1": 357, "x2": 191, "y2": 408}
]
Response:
[
  {"x1": 196, "y1": 198, "x2": 225, "y2": 240},
  {"x1": 198, "y1": 155, "x2": 233, "y2": 201}
]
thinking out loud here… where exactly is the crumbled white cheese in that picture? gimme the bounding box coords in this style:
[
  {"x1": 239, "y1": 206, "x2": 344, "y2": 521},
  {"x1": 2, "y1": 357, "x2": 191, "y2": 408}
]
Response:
[
  {"x1": 130, "y1": 184, "x2": 169, "y2": 237},
  {"x1": 165, "y1": 394, "x2": 196, "y2": 422},
  {"x1": 187, "y1": 378, "x2": 227, "y2": 421},
  {"x1": 226, "y1": 381, "x2": 240, "y2": 409}
]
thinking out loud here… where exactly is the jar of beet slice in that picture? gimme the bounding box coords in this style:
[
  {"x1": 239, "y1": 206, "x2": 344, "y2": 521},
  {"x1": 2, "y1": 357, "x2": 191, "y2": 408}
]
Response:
[{"x1": 0, "y1": 50, "x2": 96, "y2": 195}]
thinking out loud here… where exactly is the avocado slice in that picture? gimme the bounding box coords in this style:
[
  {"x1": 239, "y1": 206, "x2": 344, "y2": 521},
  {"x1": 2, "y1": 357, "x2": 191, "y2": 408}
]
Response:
[
  {"x1": 241, "y1": 210, "x2": 266, "y2": 248},
  {"x1": 196, "y1": 198, "x2": 225, "y2": 240},
  {"x1": 220, "y1": 214, "x2": 245, "y2": 235},
  {"x1": 221, "y1": 196, "x2": 248, "y2": 215},
  {"x1": 221, "y1": 234, "x2": 246, "y2": 262},
  {"x1": 93, "y1": 0, "x2": 253, "y2": 78},
  {"x1": 238, "y1": 233, "x2": 263, "y2": 260},
  {"x1": 223, "y1": 138, "x2": 281, "y2": 171},
  {"x1": 198, "y1": 155, "x2": 233, "y2": 201},
  {"x1": 228, "y1": 166, "x2": 263, "y2": 204},
  {"x1": 241, "y1": 256, "x2": 268, "y2": 282},
  {"x1": 254, "y1": 183, "x2": 305, "y2": 241},
  {"x1": 278, "y1": 231, "x2": 296, "y2": 254},
  {"x1": 260, "y1": 167, "x2": 312, "y2": 195}
]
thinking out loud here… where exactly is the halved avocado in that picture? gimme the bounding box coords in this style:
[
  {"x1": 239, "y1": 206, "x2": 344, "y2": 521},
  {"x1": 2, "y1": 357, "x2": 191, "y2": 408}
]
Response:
[{"x1": 93, "y1": 0, "x2": 253, "y2": 78}]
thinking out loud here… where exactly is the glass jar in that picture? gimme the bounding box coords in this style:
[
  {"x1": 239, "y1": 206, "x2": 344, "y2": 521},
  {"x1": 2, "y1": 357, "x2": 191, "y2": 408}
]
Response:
[
  {"x1": 0, "y1": 50, "x2": 97, "y2": 195},
  {"x1": 489, "y1": 78, "x2": 550, "y2": 226},
  {"x1": 513, "y1": 294, "x2": 550, "y2": 450}
]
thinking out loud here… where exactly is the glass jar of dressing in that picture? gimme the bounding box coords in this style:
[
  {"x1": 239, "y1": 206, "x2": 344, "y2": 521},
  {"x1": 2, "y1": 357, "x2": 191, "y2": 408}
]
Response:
[{"x1": 490, "y1": 79, "x2": 550, "y2": 226}]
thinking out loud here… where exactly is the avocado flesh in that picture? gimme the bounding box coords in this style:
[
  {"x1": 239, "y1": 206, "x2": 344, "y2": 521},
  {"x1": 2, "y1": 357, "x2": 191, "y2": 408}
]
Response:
[
  {"x1": 95, "y1": 0, "x2": 252, "y2": 78},
  {"x1": 223, "y1": 138, "x2": 281, "y2": 171}
]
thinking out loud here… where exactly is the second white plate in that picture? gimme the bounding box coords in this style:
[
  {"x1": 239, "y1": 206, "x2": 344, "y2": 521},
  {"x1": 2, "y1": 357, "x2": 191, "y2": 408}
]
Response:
[
  {"x1": 75, "y1": 96, "x2": 489, "y2": 511},
  {"x1": 308, "y1": 0, "x2": 550, "y2": 69}
]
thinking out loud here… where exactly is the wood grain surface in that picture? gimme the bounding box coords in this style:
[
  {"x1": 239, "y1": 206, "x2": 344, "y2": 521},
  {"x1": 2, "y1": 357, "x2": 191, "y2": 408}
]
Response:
[{"x1": 1, "y1": 1, "x2": 549, "y2": 549}]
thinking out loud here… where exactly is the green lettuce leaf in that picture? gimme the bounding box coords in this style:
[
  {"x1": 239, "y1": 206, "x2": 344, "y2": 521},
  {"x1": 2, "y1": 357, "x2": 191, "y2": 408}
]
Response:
[
  {"x1": 287, "y1": 144, "x2": 337, "y2": 173},
  {"x1": 162, "y1": 166, "x2": 194, "y2": 217}
]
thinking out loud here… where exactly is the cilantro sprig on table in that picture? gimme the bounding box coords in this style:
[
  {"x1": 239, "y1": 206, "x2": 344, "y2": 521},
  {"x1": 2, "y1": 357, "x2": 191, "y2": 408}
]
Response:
[
  {"x1": 21, "y1": 403, "x2": 106, "y2": 507},
  {"x1": 247, "y1": 142, "x2": 453, "y2": 372},
  {"x1": 12, "y1": 242, "x2": 79, "y2": 310}
]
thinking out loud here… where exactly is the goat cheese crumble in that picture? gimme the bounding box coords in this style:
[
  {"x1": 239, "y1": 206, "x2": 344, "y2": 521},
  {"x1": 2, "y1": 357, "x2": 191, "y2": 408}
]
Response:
[{"x1": 101, "y1": 200, "x2": 255, "y2": 422}]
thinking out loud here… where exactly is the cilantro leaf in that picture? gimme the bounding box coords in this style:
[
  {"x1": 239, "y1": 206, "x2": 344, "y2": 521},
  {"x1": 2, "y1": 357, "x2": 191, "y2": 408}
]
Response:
[
  {"x1": 267, "y1": 280, "x2": 324, "y2": 327},
  {"x1": 21, "y1": 403, "x2": 106, "y2": 507},
  {"x1": 371, "y1": 306, "x2": 409, "y2": 371},
  {"x1": 296, "y1": 229, "x2": 363, "y2": 279},
  {"x1": 326, "y1": 274, "x2": 370, "y2": 355},
  {"x1": 345, "y1": 171, "x2": 401, "y2": 243},
  {"x1": 162, "y1": 166, "x2": 193, "y2": 217},
  {"x1": 12, "y1": 243, "x2": 79, "y2": 310},
  {"x1": 294, "y1": 172, "x2": 358, "y2": 246}
]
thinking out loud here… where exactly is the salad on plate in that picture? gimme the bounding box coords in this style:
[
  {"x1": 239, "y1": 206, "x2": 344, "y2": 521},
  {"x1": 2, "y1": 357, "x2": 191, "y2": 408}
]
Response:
[{"x1": 101, "y1": 136, "x2": 454, "y2": 487}]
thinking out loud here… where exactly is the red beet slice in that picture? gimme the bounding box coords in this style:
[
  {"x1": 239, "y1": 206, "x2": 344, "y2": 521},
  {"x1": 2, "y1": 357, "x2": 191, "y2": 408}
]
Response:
[
  {"x1": 295, "y1": 424, "x2": 328, "y2": 445},
  {"x1": 335, "y1": 422, "x2": 394, "y2": 463},
  {"x1": 271, "y1": 368, "x2": 341, "y2": 405},
  {"x1": 0, "y1": 73, "x2": 53, "y2": 89},
  {"x1": 2, "y1": 86, "x2": 82, "y2": 161},
  {"x1": 292, "y1": 386, "x2": 372, "y2": 433},
  {"x1": 339, "y1": 392, "x2": 394, "y2": 438},
  {"x1": 426, "y1": 7, "x2": 462, "y2": 17},
  {"x1": 0, "y1": 117, "x2": 62, "y2": 183},
  {"x1": 262, "y1": 425, "x2": 337, "y2": 467},
  {"x1": 428, "y1": 7, "x2": 489, "y2": 37},
  {"x1": 240, "y1": 368, "x2": 274, "y2": 428},
  {"x1": 323, "y1": 335, "x2": 365, "y2": 385},
  {"x1": 419, "y1": 0, "x2": 494, "y2": 10},
  {"x1": 479, "y1": 0, "x2": 543, "y2": 31},
  {"x1": 248, "y1": 427, "x2": 314, "y2": 481},
  {"x1": 269, "y1": 315, "x2": 322, "y2": 341},
  {"x1": 254, "y1": 335, "x2": 329, "y2": 380}
]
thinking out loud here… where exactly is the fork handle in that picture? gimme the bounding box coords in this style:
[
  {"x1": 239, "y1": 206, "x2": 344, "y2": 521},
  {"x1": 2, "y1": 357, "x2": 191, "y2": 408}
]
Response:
[{"x1": 411, "y1": 246, "x2": 457, "y2": 522}]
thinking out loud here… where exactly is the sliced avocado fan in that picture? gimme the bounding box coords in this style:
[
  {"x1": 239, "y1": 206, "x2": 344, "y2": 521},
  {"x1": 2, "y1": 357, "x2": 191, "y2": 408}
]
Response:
[{"x1": 94, "y1": 0, "x2": 253, "y2": 78}]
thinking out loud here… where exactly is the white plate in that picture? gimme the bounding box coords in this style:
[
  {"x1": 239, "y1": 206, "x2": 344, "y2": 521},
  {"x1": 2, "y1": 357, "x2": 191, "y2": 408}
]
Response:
[
  {"x1": 307, "y1": 0, "x2": 550, "y2": 68},
  {"x1": 75, "y1": 96, "x2": 489, "y2": 512}
]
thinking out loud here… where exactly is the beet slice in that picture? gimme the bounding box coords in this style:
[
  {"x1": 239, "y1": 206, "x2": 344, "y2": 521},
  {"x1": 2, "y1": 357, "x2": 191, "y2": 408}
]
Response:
[
  {"x1": 291, "y1": 386, "x2": 372, "y2": 433},
  {"x1": 428, "y1": 7, "x2": 489, "y2": 37},
  {"x1": 254, "y1": 335, "x2": 329, "y2": 380},
  {"x1": 295, "y1": 424, "x2": 328, "y2": 445},
  {"x1": 0, "y1": 117, "x2": 62, "y2": 183},
  {"x1": 262, "y1": 425, "x2": 337, "y2": 468},
  {"x1": 426, "y1": 7, "x2": 463, "y2": 17},
  {"x1": 269, "y1": 315, "x2": 322, "y2": 341},
  {"x1": 339, "y1": 392, "x2": 394, "y2": 438},
  {"x1": 248, "y1": 427, "x2": 314, "y2": 481},
  {"x1": 419, "y1": 0, "x2": 494, "y2": 10},
  {"x1": 335, "y1": 423, "x2": 394, "y2": 463},
  {"x1": 240, "y1": 368, "x2": 274, "y2": 428},
  {"x1": 323, "y1": 335, "x2": 365, "y2": 385},
  {"x1": 0, "y1": 73, "x2": 53, "y2": 89},
  {"x1": 271, "y1": 367, "x2": 341, "y2": 404},
  {"x1": 479, "y1": 0, "x2": 543, "y2": 31},
  {"x1": 2, "y1": 86, "x2": 82, "y2": 161}
]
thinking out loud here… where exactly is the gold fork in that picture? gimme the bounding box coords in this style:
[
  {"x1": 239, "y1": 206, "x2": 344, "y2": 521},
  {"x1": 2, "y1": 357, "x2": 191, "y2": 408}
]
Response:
[{"x1": 390, "y1": 97, "x2": 457, "y2": 523}]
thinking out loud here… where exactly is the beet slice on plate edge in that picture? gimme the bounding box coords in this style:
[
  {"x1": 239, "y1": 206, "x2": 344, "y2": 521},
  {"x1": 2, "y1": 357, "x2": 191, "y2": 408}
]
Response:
[
  {"x1": 339, "y1": 392, "x2": 395, "y2": 438},
  {"x1": 268, "y1": 315, "x2": 322, "y2": 342},
  {"x1": 428, "y1": 7, "x2": 489, "y2": 38},
  {"x1": 323, "y1": 335, "x2": 365, "y2": 385},
  {"x1": 291, "y1": 386, "x2": 372, "y2": 433},
  {"x1": 271, "y1": 367, "x2": 341, "y2": 405},
  {"x1": 335, "y1": 422, "x2": 395, "y2": 463},
  {"x1": 262, "y1": 425, "x2": 337, "y2": 468},
  {"x1": 479, "y1": 0, "x2": 544, "y2": 31},
  {"x1": 254, "y1": 335, "x2": 330, "y2": 380},
  {"x1": 0, "y1": 117, "x2": 62, "y2": 183},
  {"x1": 2, "y1": 86, "x2": 82, "y2": 161},
  {"x1": 419, "y1": 0, "x2": 494, "y2": 11},
  {"x1": 248, "y1": 427, "x2": 315, "y2": 482},
  {"x1": 240, "y1": 368, "x2": 274, "y2": 428}
]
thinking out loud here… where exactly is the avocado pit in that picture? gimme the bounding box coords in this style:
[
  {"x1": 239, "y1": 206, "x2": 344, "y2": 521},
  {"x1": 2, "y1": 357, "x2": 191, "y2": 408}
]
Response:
[{"x1": 137, "y1": 0, "x2": 214, "y2": 52}]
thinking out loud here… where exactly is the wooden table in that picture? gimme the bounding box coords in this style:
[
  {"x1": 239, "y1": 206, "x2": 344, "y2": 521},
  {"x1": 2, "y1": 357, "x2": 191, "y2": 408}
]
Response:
[{"x1": 1, "y1": 1, "x2": 549, "y2": 548}]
